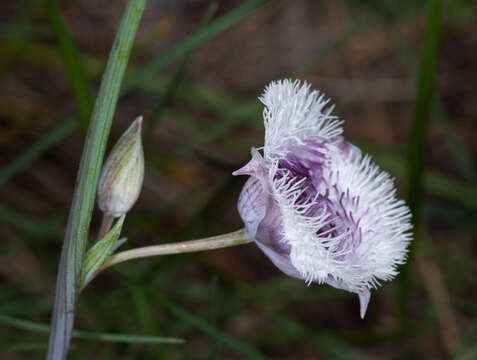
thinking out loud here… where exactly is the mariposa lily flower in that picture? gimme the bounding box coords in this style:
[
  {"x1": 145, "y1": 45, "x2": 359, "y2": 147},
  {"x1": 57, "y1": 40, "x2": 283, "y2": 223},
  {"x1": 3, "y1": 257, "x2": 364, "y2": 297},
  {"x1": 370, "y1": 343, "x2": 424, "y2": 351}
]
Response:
[{"x1": 233, "y1": 80, "x2": 412, "y2": 318}]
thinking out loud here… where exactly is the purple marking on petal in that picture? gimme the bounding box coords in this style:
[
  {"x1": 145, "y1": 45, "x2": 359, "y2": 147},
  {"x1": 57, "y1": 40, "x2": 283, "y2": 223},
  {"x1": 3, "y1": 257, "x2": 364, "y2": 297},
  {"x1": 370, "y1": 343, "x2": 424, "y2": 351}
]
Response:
[
  {"x1": 275, "y1": 137, "x2": 328, "y2": 189},
  {"x1": 236, "y1": 160, "x2": 292, "y2": 255},
  {"x1": 306, "y1": 183, "x2": 364, "y2": 262},
  {"x1": 237, "y1": 135, "x2": 367, "y2": 291},
  {"x1": 235, "y1": 157, "x2": 300, "y2": 278},
  {"x1": 270, "y1": 136, "x2": 365, "y2": 262},
  {"x1": 255, "y1": 200, "x2": 291, "y2": 255},
  {"x1": 237, "y1": 176, "x2": 267, "y2": 239},
  {"x1": 337, "y1": 140, "x2": 362, "y2": 161}
]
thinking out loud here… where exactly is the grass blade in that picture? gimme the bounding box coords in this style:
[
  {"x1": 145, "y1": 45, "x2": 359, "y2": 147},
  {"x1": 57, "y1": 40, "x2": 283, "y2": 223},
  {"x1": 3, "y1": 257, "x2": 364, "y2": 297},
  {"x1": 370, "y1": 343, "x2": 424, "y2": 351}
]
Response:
[
  {"x1": 0, "y1": 204, "x2": 62, "y2": 237},
  {"x1": 6, "y1": 343, "x2": 48, "y2": 351},
  {"x1": 0, "y1": 0, "x2": 268, "y2": 190},
  {"x1": 0, "y1": 116, "x2": 78, "y2": 188},
  {"x1": 43, "y1": 0, "x2": 93, "y2": 128},
  {"x1": 369, "y1": 150, "x2": 477, "y2": 210},
  {"x1": 431, "y1": 99, "x2": 477, "y2": 182},
  {"x1": 391, "y1": 32, "x2": 476, "y2": 183},
  {"x1": 407, "y1": 0, "x2": 442, "y2": 226},
  {"x1": 291, "y1": 16, "x2": 372, "y2": 77},
  {"x1": 80, "y1": 216, "x2": 125, "y2": 289},
  {"x1": 263, "y1": 307, "x2": 378, "y2": 360},
  {"x1": 46, "y1": 1, "x2": 147, "y2": 359},
  {"x1": 144, "y1": 2, "x2": 218, "y2": 147},
  {"x1": 0, "y1": 0, "x2": 39, "y2": 75},
  {"x1": 72, "y1": 331, "x2": 183, "y2": 345},
  {"x1": 122, "y1": 0, "x2": 271, "y2": 93},
  {"x1": 0, "y1": 314, "x2": 183, "y2": 344},
  {"x1": 399, "y1": 0, "x2": 441, "y2": 334},
  {"x1": 157, "y1": 294, "x2": 269, "y2": 360}
]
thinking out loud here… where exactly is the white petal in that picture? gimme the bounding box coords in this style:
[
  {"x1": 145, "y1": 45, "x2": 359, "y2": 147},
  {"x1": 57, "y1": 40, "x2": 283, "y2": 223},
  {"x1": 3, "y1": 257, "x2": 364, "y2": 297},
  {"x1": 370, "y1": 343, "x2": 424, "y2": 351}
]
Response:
[
  {"x1": 260, "y1": 79, "x2": 343, "y2": 161},
  {"x1": 359, "y1": 290, "x2": 371, "y2": 319}
]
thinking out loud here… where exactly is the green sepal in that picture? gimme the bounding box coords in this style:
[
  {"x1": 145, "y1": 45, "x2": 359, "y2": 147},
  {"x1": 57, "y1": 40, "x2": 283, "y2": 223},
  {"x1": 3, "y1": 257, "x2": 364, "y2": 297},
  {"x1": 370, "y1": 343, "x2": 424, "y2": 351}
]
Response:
[{"x1": 80, "y1": 215, "x2": 125, "y2": 289}]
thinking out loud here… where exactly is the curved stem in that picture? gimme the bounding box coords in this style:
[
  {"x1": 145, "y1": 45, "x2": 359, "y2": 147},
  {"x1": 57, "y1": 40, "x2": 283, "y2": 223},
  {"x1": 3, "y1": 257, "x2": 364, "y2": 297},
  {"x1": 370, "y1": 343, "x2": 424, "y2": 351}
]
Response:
[{"x1": 100, "y1": 229, "x2": 252, "y2": 271}]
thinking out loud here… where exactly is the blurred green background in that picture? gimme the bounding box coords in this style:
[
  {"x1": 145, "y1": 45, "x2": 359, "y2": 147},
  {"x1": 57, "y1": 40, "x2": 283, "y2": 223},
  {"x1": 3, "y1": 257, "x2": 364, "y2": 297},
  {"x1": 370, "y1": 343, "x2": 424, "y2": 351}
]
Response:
[{"x1": 1, "y1": 0, "x2": 477, "y2": 359}]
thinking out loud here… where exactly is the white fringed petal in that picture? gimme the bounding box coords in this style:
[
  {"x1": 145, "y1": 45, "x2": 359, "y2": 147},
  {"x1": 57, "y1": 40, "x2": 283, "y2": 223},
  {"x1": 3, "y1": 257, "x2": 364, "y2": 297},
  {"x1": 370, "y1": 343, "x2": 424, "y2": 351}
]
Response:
[
  {"x1": 234, "y1": 79, "x2": 413, "y2": 318},
  {"x1": 260, "y1": 79, "x2": 343, "y2": 161}
]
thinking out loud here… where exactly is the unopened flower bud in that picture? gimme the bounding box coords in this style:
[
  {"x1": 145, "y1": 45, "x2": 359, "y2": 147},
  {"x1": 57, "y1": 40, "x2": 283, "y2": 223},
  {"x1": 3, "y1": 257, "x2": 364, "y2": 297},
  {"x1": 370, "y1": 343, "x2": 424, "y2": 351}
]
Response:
[{"x1": 98, "y1": 116, "x2": 144, "y2": 217}]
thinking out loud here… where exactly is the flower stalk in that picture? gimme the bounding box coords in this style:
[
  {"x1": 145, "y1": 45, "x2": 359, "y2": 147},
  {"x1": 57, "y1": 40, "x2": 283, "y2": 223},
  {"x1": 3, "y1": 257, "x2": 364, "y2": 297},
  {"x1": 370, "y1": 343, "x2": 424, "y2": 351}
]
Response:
[
  {"x1": 78, "y1": 229, "x2": 252, "y2": 291},
  {"x1": 99, "y1": 229, "x2": 252, "y2": 272},
  {"x1": 46, "y1": 1, "x2": 147, "y2": 359}
]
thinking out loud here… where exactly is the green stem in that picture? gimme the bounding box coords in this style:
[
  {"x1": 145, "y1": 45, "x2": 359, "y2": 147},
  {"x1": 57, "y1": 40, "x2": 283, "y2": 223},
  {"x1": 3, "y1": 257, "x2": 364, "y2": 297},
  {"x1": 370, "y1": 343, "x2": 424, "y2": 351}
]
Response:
[
  {"x1": 99, "y1": 229, "x2": 252, "y2": 271},
  {"x1": 46, "y1": 1, "x2": 147, "y2": 359}
]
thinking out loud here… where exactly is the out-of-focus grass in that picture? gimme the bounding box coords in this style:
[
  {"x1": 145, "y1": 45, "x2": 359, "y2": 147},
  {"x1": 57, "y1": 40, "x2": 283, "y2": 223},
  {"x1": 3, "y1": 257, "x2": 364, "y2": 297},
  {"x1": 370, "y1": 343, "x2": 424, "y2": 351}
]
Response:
[
  {"x1": 0, "y1": 116, "x2": 77, "y2": 187},
  {"x1": 0, "y1": 0, "x2": 269, "y2": 189},
  {"x1": 156, "y1": 293, "x2": 269, "y2": 360},
  {"x1": 0, "y1": 204, "x2": 63, "y2": 238},
  {"x1": 121, "y1": 0, "x2": 272, "y2": 93},
  {"x1": 0, "y1": 314, "x2": 183, "y2": 344},
  {"x1": 370, "y1": 149, "x2": 477, "y2": 211},
  {"x1": 144, "y1": 2, "x2": 219, "y2": 147},
  {"x1": 399, "y1": 0, "x2": 441, "y2": 333},
  {"x1": 43, "y1": 0, "x2": 93, "y2": 128},
  {"x1": 391, "y1": 29, "x2": 477, "y2": 184},
  {"x1": 0, "y1": 0, "x2": 40, "y2": 75},
  {"x1": 1, "y1": 0, "x2": 476, "y2": 359}
]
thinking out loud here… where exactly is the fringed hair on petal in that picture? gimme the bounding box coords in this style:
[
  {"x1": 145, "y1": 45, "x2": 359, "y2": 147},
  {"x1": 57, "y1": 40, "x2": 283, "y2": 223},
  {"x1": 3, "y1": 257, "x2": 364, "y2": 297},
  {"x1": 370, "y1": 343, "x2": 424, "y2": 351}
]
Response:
[{"x1": 260, "y1": 79, "x2": 343, "y2": 162}]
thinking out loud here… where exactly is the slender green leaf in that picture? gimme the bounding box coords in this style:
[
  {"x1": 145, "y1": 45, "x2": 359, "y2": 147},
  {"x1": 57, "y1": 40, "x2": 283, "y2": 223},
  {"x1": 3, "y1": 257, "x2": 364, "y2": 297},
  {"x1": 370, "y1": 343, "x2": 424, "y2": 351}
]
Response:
[
  {"x1": 391, "y1": 32, "x2": 476, "y2": 182},
  {"x1": 71, "y1": 331, "x2": 183, "y2": 345},
  {"x1": 312, "y1": 333, "x2": 377, "y2": 360},
  {"x1": 43, "y1": 0, "x2": 93, "y2": 128},
  {"x1": 431, "y1": 99, "x2": 476, "y2": 182},
  {"x1": 0, "y1": 314, "x2": 183, "y2": 344},
  {"x1": 144, "y1": 2, "x2": 218, "y2": 147},
  {"x1": 122, "y1": 0, "x2": 271, "y2": 92},
  {"x1": 0, "y1": 204, "x2": 62, "y2": 237},
  {"x1": 47, "y1": 1, "x2": 147, "y2": 359},
  {"x1": 452, "y1": 347, "x2": 477, "y2": 360},
  {"x1": 5, "y1": 343, "x2": 48, "y2": 351},
  {"x1": 0, "y1": 0, "x2": 39, "y2": 75},
  {"x1": 369, "y1": 150, "x2": 477, "y2": 210},
  {"x1": 0, "y1": 117, "x2": 77, "y2": 188},
  {"x1": 80, "y1": 216, "x2": 125, "y2": 289},
  {"x1": 170, "y1": 101, "x2": 259, "y2": 158},
  {"x1": 399, "y1": 0, "x2": 441, "y2": 333},
  {"x1": 291, "y1": 16, "x2": 372, "y2": 77},
  {"x1": 407, "y1": 0, "x2": 442, "y2": 225},
  {"x1": 266, "y1": 310, "x2": 378, "y2": 360},
  {"x1": 207, "y1": 277, "x2": 220, "y2": 360},
  {"x1": 125, "y1": 268, "x2": 164, "y2": 358},
  {"x1": 0, "y1": 0, "x2": 268, "y2": 191},
  {"x1": 157, "y1": 294, "x2": 269, "y2": 360}
]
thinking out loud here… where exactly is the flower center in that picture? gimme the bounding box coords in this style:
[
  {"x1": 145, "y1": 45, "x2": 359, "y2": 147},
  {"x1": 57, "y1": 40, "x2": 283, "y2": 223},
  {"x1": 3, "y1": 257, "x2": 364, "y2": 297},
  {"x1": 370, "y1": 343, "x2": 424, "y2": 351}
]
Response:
[{"x1": 274, "y1": 139, "x2": 362, "y2": 260}]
